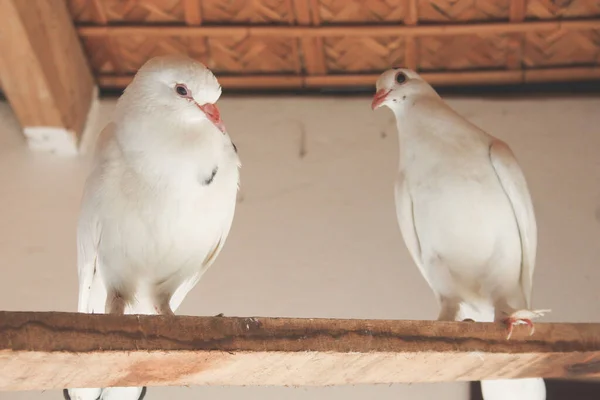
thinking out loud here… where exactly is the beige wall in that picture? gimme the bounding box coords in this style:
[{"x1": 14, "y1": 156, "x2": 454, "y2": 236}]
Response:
[{"x1": 1, "y1": 93, "x2": 599, "y2": 400}]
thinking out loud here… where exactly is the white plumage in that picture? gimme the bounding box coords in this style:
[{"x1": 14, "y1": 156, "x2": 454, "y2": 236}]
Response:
[
  {"x1": 66, "y1": 55, "x2": 240, "y2": 400},
  {"x1": 372, "y1": 68, "x2": 549, "y2": 400}
]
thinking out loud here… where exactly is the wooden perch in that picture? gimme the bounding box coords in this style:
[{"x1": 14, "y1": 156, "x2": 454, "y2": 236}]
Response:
[{"x1": 2, "y1": 311, "x2": 600, "y2": 391}]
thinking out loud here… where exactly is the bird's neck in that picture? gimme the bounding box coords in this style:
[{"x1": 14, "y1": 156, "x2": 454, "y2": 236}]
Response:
[
  {"x1": 114, "y1": 114, "x2": 225, "y2": 182},
  {"x1": 392, "y1": 95, "x2": 466, "y2": 141},
  {"x1": 391, "y1": 97, "x2": 488, "y2": 172}
]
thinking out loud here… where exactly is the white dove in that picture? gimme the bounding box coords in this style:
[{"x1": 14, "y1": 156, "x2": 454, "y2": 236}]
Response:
[
  {"x1": 371, "y1": 68, "x2": 549, "y2": 400},
  {"x1": 65, "y1": 55, "x2": 240, "y2": 400}
]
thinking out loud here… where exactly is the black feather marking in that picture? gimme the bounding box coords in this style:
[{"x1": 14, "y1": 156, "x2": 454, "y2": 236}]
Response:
[
  {"x1": 203, "y1": 166, "x2": 218, "y2": 186},
  {"x1": 232, "y1": 141, "x2": 238, "y2": 153}
]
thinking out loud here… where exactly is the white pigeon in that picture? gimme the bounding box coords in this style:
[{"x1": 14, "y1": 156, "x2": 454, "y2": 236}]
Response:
[
  {"x1": 65, "y1": 55, "x2": 240, "y2": 400},
  {"x1": 371, "y1": 68, "x2": 549, "y2": 400}
]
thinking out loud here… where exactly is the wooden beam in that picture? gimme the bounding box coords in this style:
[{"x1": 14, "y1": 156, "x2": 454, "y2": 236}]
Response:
[
  {"x1": 2, "y1": 311, "x2": 600, "y2": 391},
  {"x1": 0, "y1": 0, "x2": 97, "y2": 155},
  {"x1": 77, "y1": 19, "x2": 600, "y2": 37},
  {"x1": 403, "y1": 0, "x2": 419, "y2": 71},
  {"x1": 96, "y1": 67, "x2": 600, "y2": 91},
  {"x1": 98, "y1": 74, "x2": 305, "y2": 89},
  {"x1": 506, "y1": 0, "x2": 526, "y2": 70},
  {"x1": 292, "y1": 0, "x2": 327, "y2": 75},
  {"x1": 183, "y1": 0, "x2": 202, "y2": 25}
]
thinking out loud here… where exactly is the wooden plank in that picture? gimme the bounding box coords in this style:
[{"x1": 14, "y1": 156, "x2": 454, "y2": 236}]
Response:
[
  {"x1": 98, "y1": 74, "x2": 305, "y2": 89},
  {"x1": 0, "y1": 0, "x2": 97, "y2": 155},
  {"x1": 507, "y1": 0, "x2": 526, "y2": 70},
  {"x1": 96, "y1": 67, "x2": 600, "y2": 90},
  {"x1": 183, "y1": 0, "x2": 202, "y2": 25},
  {"x1": 90, "y1": 0, "x2": 108, "y2": 24},
  {"x1": 306, "y1": 69, "x2": 600, "y2": 87},
  {"x1": 2, "y1": 311, "x2": 600, "y2": 391},
  {"x1": 304, "y1": 71, "x2": 526, "y2": 87},
  {"x1": 292, "y1": 0, "x2": 326, "y2": 75},
  {"x1": 403, "y1": 0, "x2": 419, "y2": 70},
  {"x1": 76, "y1": 19, "x2": 600, "y2": 37},
  {"x1": 509, "y1": 0, "x2": 527, "y2": 22},
  {"x1": 524, "y1": 67, "x2": 600, "y2": 83}
]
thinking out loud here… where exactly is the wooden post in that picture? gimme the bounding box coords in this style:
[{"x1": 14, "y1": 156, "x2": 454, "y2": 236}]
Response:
[
  {"x1": 0, "y1": 0, "x2": 97, "y2": 155},
  {"x1": 2, "y1": 311, "x2": 600, "y2": 391}
]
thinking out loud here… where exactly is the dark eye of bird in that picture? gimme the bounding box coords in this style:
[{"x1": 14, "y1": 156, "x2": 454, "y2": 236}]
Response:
[
  {"x1": 395, "y1": 72, "x2": 407, "y2": 84},
  {"x1": 175, "y1": 84, "x2": 188, "y2": 97}
]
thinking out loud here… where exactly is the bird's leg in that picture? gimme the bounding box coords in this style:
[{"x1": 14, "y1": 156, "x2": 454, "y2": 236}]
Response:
[
  {"x1": 106, "y1": 290, "x2": 127, "y2": 315},
  {"x1": 437, "y1": 297, "x2": 461, "y2": 321},
  {"x1": 154, "y1": 293, "x2": 174, "y2": 315},
  {"x1": 155, "y1": 303, "x2": 174, "y2": 315},
  {"x1": 438, "y1": 297, "x2": 475, "y2": 323},
  {"x1": 153, "y1": 279, "x2": 177, "y2": 315}
]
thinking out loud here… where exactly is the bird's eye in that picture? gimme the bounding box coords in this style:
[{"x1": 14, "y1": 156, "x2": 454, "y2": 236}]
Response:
[
  {"x1": 395, "y1": 72, "x2": 407, "y2": 85},
  {"x1": 175, "y1": 84, "x2": 188, "y2": 97}
]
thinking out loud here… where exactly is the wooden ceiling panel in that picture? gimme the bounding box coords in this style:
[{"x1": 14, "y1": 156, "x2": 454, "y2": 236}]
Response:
[{"x1": 67, "y1": 0, "x2": 600, "y2": 90}]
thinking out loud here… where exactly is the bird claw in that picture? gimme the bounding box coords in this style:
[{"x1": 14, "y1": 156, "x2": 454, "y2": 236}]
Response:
[
  {"x1": 503, "y1": 317, "x2": 534, "y2": 340},
  {"x1": 214, "y1": 313, "x2": 225, "y2": 317},
  {"x1": 462, "y1": 318, "x2": 475, "y2": 322},
  {"x1": 502, "y1": 309, "x2": 550, "y2": 340}
]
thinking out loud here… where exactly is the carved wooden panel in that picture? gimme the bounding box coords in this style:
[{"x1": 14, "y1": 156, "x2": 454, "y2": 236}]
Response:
[
  {"x1": 418, "y1": 34, "x2": 511, "y2": 70},
  {"x1": 523, "y1": 29, "x2": 600, "y2": 67},
  {"x1": 201, "y1": 0, "x2": 294, "y2": 24},
  {"x1": 418, "y1": 0, "x2": 510, "y2": 23},
  {"x1": 323, "y1": 37, "x2": 405, "y2": 72},
  {"x1": 207, "y1": 36, "x2": 301, "y2": 73},
  {"x1": 317, "y1": 0, "x2": 407, "y2": 24},
  {"x1": 526, "y1": 0, "x2": 600, "y2": 20},
  {"x1": 66, "y1": 0, "x2": 600, "y2": 89},
  {"x1": 68, "y1": 0, "x2": 186, "y2": 24}
]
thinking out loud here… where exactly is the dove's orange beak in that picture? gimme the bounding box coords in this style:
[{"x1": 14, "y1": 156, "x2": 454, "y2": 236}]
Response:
[
  {"x1": 371, "y1": 89, "x2": 391, "y2": 110},
  {"x1": 198, "y1": 103, "x2": 226, "y2": 133}
]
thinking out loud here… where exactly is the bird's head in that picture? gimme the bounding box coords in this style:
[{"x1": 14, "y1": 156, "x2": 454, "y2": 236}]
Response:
[
  {"x1": 120, "y1": 54, "x2": 225, "y2": 133},
  {"x1": 371, "y1": 68, "x2": 438, "y2": 111}
]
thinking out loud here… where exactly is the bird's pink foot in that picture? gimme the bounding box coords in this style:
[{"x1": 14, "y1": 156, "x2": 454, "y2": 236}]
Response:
[
  {"x1": 503, "y1": 317, "x2": 534, "y2": 340},
  {"x1": 501, "y1": 309, "x2": 550, "y2": 340}
]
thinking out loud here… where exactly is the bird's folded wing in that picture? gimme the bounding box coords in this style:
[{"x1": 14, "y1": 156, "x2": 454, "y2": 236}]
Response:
[
  {"x1": 489, "y1": 139, "x2": 537, "y2": 308},
  {"x1": 394, "y1": 172, "x2": 432, "y2": 288},
  {"x1": 169, "y1": 236, "x2": 226, "y2": 312},
  {"x1": 76, "y1": 176, "x2": 104, "y2": 313},
  {"x1": 75, "y1": 123, "x2": 116, "y2": 314}
]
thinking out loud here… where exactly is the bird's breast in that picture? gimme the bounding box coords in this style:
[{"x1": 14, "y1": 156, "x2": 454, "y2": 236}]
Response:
[
  {"x1": 98, "y1": 158, "x2": 239, "y2": 280},
  {"x1": 403, "y1": 151, "x2": 521, "y2": 270}
]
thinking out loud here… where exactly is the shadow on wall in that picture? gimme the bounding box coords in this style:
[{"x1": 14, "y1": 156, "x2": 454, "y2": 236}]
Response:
[{"x1": 470, "y1": 380, "x2": 600, "y2": 399}]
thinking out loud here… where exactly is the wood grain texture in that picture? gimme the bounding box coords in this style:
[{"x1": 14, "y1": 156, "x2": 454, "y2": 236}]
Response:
[
  {"x1": 76, "y1": 20, "x2": 600, "y2": 37},
  {"x1": 63, "y1": 0, "x2": 600, "y2": 90},
  {"x1": 418, "y1": 0, "x2": 510, "y2": 22},
  {"x1": 0, "y1": 0, "x2": 95, "y2": 148},
  {"x1": 96, "y1": 67, "x2": 600, "y2": 90},
  {"x1": 3, "y1": 312, "x2": 600, "y2": 391},
  {"x1": 292, "y1": 0, "x2": 326, "y2": 74}
]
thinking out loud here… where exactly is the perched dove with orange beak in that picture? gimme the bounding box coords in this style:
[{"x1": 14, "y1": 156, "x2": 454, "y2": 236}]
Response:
[
  {"x1": 372, "y1": 68, "x2": 549, "y2": 400},
  {"x1": 65, "y1": 55, "x2": 240, "y2": 400}
]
